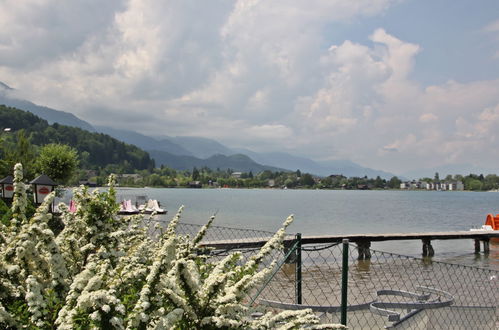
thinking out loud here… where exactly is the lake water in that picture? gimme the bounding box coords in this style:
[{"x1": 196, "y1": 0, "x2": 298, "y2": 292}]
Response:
[{"x1": 110, "y1": 188, "x2": 499, "y2": 269}]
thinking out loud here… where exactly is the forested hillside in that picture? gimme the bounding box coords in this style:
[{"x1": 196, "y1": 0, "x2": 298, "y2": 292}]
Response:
[
  {"x1": 148, "y1": 150, "x2": 283, "y2": 172},
  {"x1": 0, "y1": 105, "x2": 154, "y2": 171}
]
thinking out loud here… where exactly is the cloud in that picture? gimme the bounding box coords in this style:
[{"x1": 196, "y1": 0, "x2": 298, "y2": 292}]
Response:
[
  {"x1": 244, "y1": 124, "x2": 293, "y2": 140},
  {"x1": 1, "y1": 1, "x2": 499, "y2": 174},
  {"x1": 483, "y1": 19, "x2": 499, "y2": 59},
  {"x1": 381, "y1": 134, "x2": 417, "y2": 154},
  {"x1": 293, "y1": 27, "x2": 499, "y2": 171},
  {"x1": 484, "y1": 19, "x2": 499, "y2": 32},
  {"x1": 419, "y1": 113, "x2": 438, "y2": 123},
  {"x1": 382, "y1": 146, "x2": 398, "y2": 153},
  {"x1": 0, "y1": 0, "x2": 123, "y2": 68}
]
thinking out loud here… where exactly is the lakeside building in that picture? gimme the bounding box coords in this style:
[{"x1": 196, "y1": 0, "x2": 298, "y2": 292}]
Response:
[
  {"x1": 400, "y1": 181, "x2": 464, "y2": 191},
  {"x1": 400, "y1": 181, "x2": 425, "y2": 189},
  {"x1": 188, "y1": 181, "x2": 202, "y2": 188},
  {"x1": 117, "y1": 173, "x2": 142, "y2": 182},
  {"x1": 78, "y1": 179, "x2": 97, "y2": 187}
]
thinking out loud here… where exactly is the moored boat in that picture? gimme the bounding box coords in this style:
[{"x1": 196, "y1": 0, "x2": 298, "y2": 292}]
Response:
[
  {"x1": 117, "y1": 197, "x2": 167, "y2": 215},
  {"x1": 471, "y1": 214, "x2": 499, "y2": 243},
  {"x1": 484, "y1": 214, "x2": 499, "y2": 230},
  {"x1": 137, "y1": 199, "x2": 167, "y2": 214}
]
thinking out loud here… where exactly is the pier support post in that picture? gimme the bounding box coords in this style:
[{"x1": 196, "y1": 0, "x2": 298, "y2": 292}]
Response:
[
  {"x1": 422, "y1": 239, "x2": 434, "y2": 257},
  {"x1": 474, "y1": 239, "x2": 481, "y2": 253},
  {"x1": 357, "y1": 240, "x2": 371, "y2": 260},
  {"x1": 483, "y1": 239, "x2": 490, "y2": 254},
  {"x1": 284, "y1": 240, "x2": 297, "y2": 264}
]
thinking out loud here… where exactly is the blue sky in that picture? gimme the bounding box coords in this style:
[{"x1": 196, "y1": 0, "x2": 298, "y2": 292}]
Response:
[
  {"x1": 325, "y1": 0, "x2": 499, "y2": 85},
  {"x1": 0, "y1": 0, "x2": 498, "y2": 175}
]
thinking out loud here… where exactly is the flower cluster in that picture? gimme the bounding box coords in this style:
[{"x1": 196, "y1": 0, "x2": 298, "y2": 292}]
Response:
[
  {"x1": 10, "y1": 163, "x2": 27, "y2": 227},
  {"x1": 0, "y1": 163, "x2": 344, "y2": 329}
]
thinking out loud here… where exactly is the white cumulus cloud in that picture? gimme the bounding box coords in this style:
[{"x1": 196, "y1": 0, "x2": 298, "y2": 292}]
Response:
[{"x1": 0, "y1": 0, "x2": 499, "y2": 174}]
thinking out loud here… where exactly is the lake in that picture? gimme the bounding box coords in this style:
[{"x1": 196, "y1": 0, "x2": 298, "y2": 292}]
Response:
[{"x1": 108, "y1": 188, "x2": 499, "y2": 269}]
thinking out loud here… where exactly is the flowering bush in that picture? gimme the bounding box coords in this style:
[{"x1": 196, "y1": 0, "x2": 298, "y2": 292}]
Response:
[{"x1": 0, "y1": 164, "x2": 344, "y2": 329}]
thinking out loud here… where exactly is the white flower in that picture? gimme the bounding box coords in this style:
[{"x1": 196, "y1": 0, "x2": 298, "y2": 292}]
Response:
[
  {"x1": 90, "y1": 311, "x2": 101, "y2": 321},
  {"x1": 156, "y1": 308, "x2": 184, "y2": 328},
  {"x1": 6, "y1": 265, "x2": 20, "y2": 275},
  {"x1": 116, "y1": 304, "x2": 126, "y2": 314},
  {"x1": 1, "y1": 173, "x2": 328, "y2": 329},
  {"x1": 110, "y1": 316, "x2": 124, "y2": 328}
]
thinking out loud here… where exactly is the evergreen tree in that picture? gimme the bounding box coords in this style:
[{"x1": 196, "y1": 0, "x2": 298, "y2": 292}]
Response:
[{"x1": 192, "y1": 167, "x2": 200, "y2": 181}]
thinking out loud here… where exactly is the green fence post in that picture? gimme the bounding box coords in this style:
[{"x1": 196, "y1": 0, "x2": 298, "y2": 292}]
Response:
[
  {"x1": 295, "y1": 233, "x2": 302, "y2": 305},
  {"x1": 341, "y1": 239, "x2": 349, "y2": 326}
]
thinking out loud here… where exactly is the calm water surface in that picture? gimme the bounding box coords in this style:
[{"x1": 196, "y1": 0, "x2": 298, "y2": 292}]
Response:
[{"x1": 113, "y1": 188, "x2": 499, "y2": 269}]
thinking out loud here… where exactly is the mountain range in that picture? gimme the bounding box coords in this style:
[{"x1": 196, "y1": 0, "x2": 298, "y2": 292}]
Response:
[
  {"x1": 0, "y1": 90, "x2": 95, "y2": 133},
  {"x1": 92, "y1": 126, "x2": 396, "y2": 178},
  {"x1": 1, "y1": 81, "x2": 398, "y2": 178},
  {"x1": 0, "y1": 104, "x2": 154, "y2": 172}
]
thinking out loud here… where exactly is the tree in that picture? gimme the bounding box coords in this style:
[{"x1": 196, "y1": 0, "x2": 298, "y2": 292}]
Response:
[
  {"x1": 147, "y1": 173, "x2": 164, "y2": 186},
  {"x1": 434, "y1": 172, "x2": 440, "y2": 181},
  {"x1": 374, "y1": 176, "x2": 385, "y2": 189},
  {"x1": 12, "y1": 130, "x2": 37, "y2": 179},
  {"x1": 320, "y1": 176, "x2": 333, "y2": 188},
  {"x1": 484, "y1": 174, "x2": 499, "y2": 191},
  {"x1": 192, "y1": 167, "x2": 200, "y2": 181},
  {"x1": 387, "y1": 176, "x2": 402, "y2": 189},
  {"x1": 0, "y1": 129, "x2": 37, "y2": 179},
  {"x1": 466, "y1": 179, "x2": 483, "y2": 191},
  {"x1": 301, "y1": 173, "x2": 315, "y2": 187},
  {"x1": 35, "y1": 143, "x2": 79, "y2": 184}
]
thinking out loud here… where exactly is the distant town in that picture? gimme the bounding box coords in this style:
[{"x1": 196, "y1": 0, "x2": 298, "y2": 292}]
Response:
[{"x1": 400, "y1": 180, "x2": 464, "y2": 191}]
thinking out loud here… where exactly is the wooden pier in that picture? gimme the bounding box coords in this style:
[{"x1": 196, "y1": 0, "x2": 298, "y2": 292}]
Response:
[{"x1": 201, "y1": 231, "x2": 499, "y2": 259}]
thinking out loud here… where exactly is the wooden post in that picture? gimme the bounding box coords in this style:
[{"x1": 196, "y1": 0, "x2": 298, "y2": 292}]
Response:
[
  {"x1": 357, "y1": 240, "x2": 371, "y2": 260},
  {"x1": 483, "y1": 239, "x2": 490, "y2": 254},
  {"x1": 474, "y1": 239, "x2": 481, "y2": 253},
  {"x1": 422, "y1": 239, "x2": 434, "y2": 257},
  {"x1": 357, "y1": 241, "x2": 364, "y2": 260},
  {"x1": 283, "y1": 239, "x2": 297, "y2": 264}
]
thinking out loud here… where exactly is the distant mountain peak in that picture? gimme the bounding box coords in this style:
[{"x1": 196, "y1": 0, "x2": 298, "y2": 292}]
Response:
[
  {"x1": 149, "y1": 150, "x2": 284, "y2": 173},
  {"x1": 0, "y1": 90, "x2": 96, "y2": 132},
  {"x1": 170, "y1": 136, "x2": 233, "y2": 158}
]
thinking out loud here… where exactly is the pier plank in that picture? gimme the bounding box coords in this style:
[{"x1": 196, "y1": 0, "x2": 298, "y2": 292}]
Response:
[{"x1": 201, "y1": 231, "x2": 499, "y2": 250}]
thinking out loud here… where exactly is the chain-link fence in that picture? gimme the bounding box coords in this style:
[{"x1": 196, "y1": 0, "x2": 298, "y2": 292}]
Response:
[
  {"x1": 149, "y1": 218, "x2": 498, "y2": 329},
  {"x1": 143, "y1": 216, "x2": 278, "y2": 243},
  {"x1": 254, "y1": 239, "x2": 498, "y2": 329}
]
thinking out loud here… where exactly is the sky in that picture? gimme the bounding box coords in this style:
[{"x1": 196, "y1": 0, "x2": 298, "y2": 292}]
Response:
[{"x1": 0, "y1": 0, "x2": 498, "y2": 175}]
